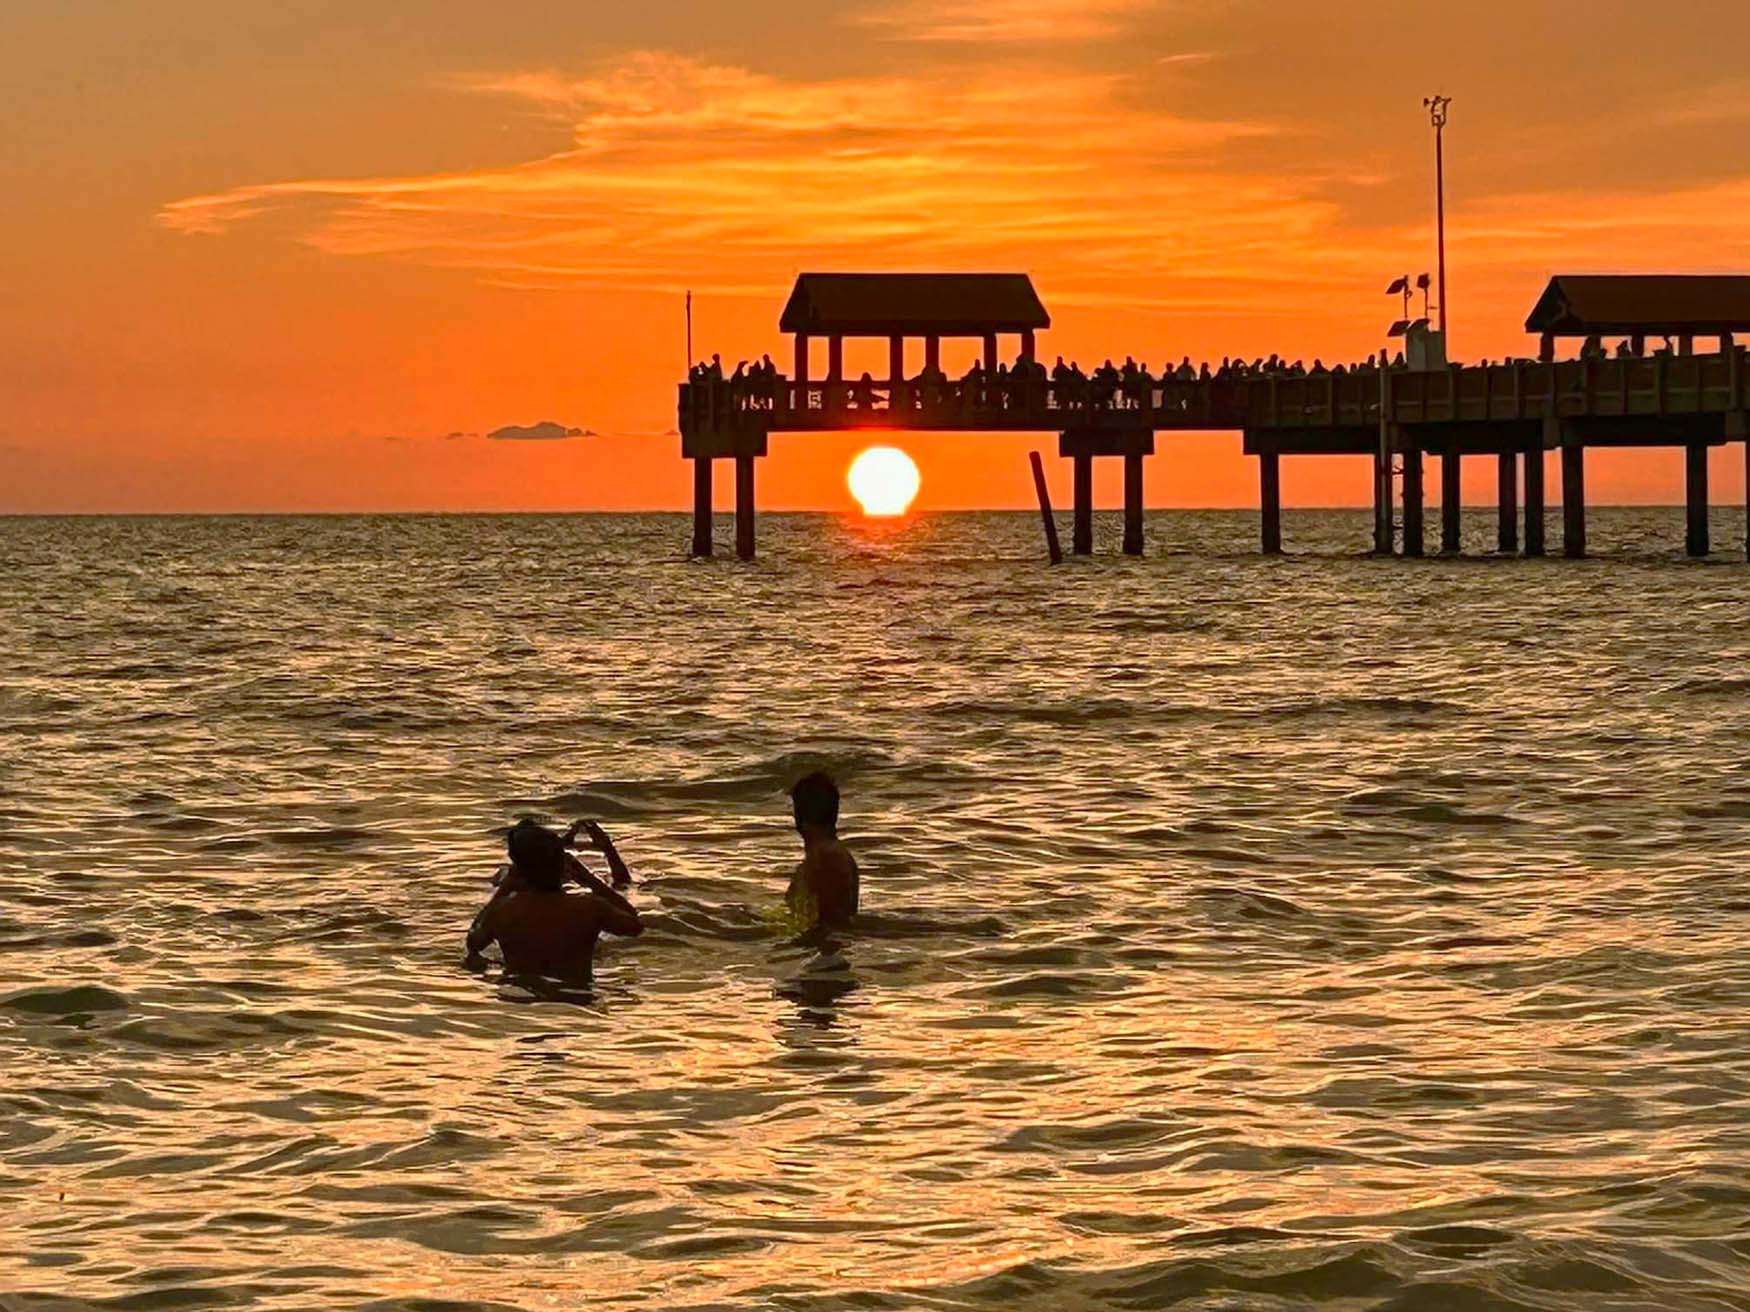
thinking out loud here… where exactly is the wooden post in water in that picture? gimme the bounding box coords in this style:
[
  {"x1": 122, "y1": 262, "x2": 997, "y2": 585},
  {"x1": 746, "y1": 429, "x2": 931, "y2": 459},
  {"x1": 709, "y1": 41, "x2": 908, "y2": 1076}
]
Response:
[
  {"x1": 1259, "y1": 450, "x2": 1282, "y2": 555},
  {"x1": 690, "y1": 457, "x2": 713, "y2": 558},
  {"x1": 1686, "y1": 441, "x2": 1710, "y2": 557},
  {"x1": 1122, "y1": 452, "x2": 1144, "y2": 556},
  {"x1": 734, "y1": 455, "x2": 756, "y2": 561},
  {"x1": 1072, "y1": 453, "x2": 1093, "y2": 556},
  {"x1": 1561, "y1": 436, "x2": 1586, "y2": 559},
  {"x1": 1440, "y1": 449, "x2": 1461, "y2": 554},
  {"x1": 1524, "y1": 447, "x2": 1546, "y2": 557},
  {"x1": 1402, "y1": 443, "x2": 1425, "y2": 557},
  {"x1": 1496, "y1": 450, "x2": 1518, "y2": 554},
  {"x1": 1029, "y1": 451, "x2": 1063, "y2": 565}
]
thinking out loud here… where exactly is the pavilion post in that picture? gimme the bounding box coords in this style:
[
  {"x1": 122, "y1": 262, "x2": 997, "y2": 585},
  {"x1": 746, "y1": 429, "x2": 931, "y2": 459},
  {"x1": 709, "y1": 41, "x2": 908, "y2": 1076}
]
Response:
[
  {"x1": 1686, "y1": 441, "x2": 1710, "y2": 557},
  {"x1": 1259, "y1": 450, "x2": 1282, "y2": 555},
  {"x1": 984, "y1": 333, "x2": 999, "y2": 373},
  {"x1": 794, "y1": 334, "x2": 809, "y2": 385},
  {"x1": 1122, "y1": 451, "x2": 1144, "y2": 556},
  {"x1": 827, "y1": 336, "x2": 843, "y2": 383},
  {"x1": 889, "y1": 335, "x2": 904, "y2": 385},
  {"x1": 925, "y1": 336, "x2": 940, "y2": 374},
  {"x1": 1021, "y1": 330, "x2": 1036, "y2": 363},
  {"x1": 1496, "y1": 449, "x2": 1518, "y2": 554},
  {"x1": 690, "y1": 457, "x2": 713, "y2": 558},
  {"x1": 734, "y1": 455, "x2": 756, "y2": 561},
  {"x1": 1072, "y1": 453, "x2": 1093, "y2": 555},
  {"x1": 1440, "y1": 449, "x2": 1461, "y2": 553}
]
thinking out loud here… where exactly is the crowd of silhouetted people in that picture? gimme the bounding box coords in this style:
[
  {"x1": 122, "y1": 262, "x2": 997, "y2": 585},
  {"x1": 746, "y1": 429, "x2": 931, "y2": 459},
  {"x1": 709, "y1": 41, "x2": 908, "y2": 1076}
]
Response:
[{"x1": 685, "y1": 346, "x2": 1437, "y2": 418}]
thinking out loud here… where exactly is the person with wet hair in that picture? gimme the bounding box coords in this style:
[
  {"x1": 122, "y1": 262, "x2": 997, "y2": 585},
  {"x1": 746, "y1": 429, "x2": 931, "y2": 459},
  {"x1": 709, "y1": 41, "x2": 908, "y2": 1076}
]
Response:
[
  {"x1": 466, "y1": 818, "x2": 642, "y2": 978},
  {"x1": 785, "y1": 772, "x2": 859, "y2": 931}
]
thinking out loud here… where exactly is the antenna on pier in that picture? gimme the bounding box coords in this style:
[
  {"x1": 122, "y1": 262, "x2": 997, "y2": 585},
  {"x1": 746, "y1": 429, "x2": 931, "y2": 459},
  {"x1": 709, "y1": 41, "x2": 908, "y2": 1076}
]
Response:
[{"x1": 685, "y1": 290, "x2": 694, "y2": 372}]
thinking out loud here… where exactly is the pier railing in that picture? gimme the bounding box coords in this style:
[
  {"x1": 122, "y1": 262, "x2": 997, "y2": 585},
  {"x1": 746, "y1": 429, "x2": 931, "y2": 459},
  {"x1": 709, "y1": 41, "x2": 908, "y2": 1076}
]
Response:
[{"x1": 680, "y1": 349, "x2": 1746, "y2": 439}]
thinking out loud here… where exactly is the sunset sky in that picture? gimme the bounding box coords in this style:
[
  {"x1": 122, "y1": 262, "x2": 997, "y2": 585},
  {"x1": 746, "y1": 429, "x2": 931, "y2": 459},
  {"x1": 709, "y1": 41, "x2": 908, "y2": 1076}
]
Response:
[{"x1": 6, "y1": 1, "x2": 1750, "y2": 513}]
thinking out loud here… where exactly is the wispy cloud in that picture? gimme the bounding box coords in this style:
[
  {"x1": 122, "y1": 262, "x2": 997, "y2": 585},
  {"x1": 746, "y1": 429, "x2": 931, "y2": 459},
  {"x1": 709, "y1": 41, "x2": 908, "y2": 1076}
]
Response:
[
  {"x1": 161, "y1": 51, "x2": 1303, "y2": 309},
  {"x1": 157, "y1": 45, "x2": 1750, "y2": 334},
  {"x1": 860, "y1": 0, "x2": 1162, "y2": 43}
]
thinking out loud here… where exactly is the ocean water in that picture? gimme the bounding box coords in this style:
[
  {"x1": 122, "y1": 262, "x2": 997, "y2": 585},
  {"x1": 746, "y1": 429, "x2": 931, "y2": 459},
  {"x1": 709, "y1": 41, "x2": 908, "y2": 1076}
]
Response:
[{"x1": 3, "y1": 508, "x2": 1750, "y2": 1312}]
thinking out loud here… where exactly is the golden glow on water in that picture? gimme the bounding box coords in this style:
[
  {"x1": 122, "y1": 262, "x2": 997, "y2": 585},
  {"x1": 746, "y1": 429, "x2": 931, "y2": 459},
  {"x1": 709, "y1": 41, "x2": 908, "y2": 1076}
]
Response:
[
  {"x1": 4, "y1": 511, "x2": 1750, "y2": 1309},
  {"x1": 847, "y1": 445, "x2": 921, "y2": 517}
]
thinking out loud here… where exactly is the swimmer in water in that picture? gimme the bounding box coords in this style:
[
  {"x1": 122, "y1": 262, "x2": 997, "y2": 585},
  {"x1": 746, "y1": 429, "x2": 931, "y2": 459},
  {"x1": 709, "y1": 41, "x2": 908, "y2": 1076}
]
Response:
[
  {"x1": 466, "y1": 818, "x2": 642, "y2": 978},
  {"x1": 784, "y1": 772, "x2": 859, "y2": 931}
]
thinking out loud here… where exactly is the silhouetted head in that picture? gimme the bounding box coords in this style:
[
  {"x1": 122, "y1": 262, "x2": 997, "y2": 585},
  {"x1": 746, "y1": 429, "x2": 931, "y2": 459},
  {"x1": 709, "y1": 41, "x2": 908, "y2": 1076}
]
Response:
[
  {"x1": 506, "y1": 818, "x2": 568, "y2": 892},
  {"x1": 790, "y1": 772, "x2": 840, "y2": 837}
]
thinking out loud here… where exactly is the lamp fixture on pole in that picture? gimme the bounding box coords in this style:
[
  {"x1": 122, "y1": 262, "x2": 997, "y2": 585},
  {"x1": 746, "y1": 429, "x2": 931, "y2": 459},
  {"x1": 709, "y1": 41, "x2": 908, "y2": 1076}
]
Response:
[{"x1": 1423, "y1": 95, "x2": 1452, "y2": 347}]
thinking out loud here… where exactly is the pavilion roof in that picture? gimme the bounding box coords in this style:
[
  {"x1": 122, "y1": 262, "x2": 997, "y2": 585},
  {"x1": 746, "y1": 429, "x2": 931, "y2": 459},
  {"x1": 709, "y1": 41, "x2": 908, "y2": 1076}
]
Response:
[
  {"x1": 1526, "y1": 275, "x2": 1750, "y2": 336},
  {"x1": 779, "y1": 273, "x2": 1050, "y2": 337}
]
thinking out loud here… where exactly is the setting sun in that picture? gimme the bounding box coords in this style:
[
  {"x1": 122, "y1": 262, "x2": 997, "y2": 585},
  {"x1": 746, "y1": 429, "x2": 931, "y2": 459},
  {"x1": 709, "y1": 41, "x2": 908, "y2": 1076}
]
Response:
[{"x1": 846, "y1": 446, "x2": 921, "y2": 517}]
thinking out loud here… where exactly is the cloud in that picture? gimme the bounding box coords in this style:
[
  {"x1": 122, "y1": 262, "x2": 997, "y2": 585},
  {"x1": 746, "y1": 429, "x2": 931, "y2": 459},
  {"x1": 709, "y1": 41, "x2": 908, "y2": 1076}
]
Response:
[
  {"x1": 486, "y1": 421, "x2": 592, "y2": 441},
  {"x1": 156, "y1": 40, "x2": 1750, "y2": 337},
  {"x1": 160, "y1": 50, "x2": 1298, "y2": 310},
  {"x1": 860, "y1": 0, "x2": 1161, "y2": 43}
]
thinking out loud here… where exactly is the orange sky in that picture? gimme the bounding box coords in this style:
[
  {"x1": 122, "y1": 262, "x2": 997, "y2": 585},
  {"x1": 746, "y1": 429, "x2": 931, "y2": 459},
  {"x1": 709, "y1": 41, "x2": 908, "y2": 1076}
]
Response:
[{"x1": 5, "y1": 1, "x2": 1750, "y2": 513}]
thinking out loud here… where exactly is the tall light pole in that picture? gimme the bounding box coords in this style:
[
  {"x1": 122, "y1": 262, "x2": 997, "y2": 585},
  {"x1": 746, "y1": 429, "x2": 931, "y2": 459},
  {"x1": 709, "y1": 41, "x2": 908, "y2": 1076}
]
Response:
[{"x1": 1424, "y1": 95, "x2": 1452, "y2": 347}]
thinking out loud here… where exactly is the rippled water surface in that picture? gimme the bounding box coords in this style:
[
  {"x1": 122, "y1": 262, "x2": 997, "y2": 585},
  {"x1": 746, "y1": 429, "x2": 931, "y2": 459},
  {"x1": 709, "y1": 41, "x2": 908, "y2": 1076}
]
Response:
[{"x1": 4, "y1": 509, "x2": 1750, "y2": 1311}]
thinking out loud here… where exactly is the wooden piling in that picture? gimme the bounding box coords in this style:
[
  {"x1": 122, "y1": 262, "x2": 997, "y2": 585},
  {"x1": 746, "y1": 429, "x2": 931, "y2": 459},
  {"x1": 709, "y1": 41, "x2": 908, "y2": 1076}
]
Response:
[
  {"x1": 1372, "y1": 446, "x2": 1393, "y2": 555},
  {"x1": 734, "y1": 454, "x2": 756, "y2": 561},
  {"x1": 1524, "y1": 448, "x2": 1546, "y2": 557},
  {"x1": 1440, "y1": 449, "x2": 1461, "y2": 554},
  {"x1": 1402, "y1": 445, "x2": 1425, "y2": 557},
  {"x1": 1686, "y1": 441, "x2": 1710, "y2": 557},
  {"x1": 1259, "y1": 451, "x2": 1282, "y2": 555},
  {"x1": 1072, "y1": 453, "x2": 1093, "y2": 556},
  {"x1": 1496, "y1": 450, "x2": 1518, "y2": 554},
  {"x1": 1029, "y1": 451, "x2": 1063, "y2": 565},
  {"x1": 1122, "y1": 452, "x2": 1144, "y2": 556},
  {"x1": 690, "y1": 457, "x2": 713, "y2": 558},
  {"x1": 1562, "y1": 440, "x2": 1586, "y2": 559}
]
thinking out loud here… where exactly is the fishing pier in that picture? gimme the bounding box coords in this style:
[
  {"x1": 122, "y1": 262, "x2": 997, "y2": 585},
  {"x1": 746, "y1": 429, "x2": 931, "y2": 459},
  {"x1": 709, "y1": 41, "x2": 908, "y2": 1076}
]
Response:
[{"x1": 678, "y1": 273, "x2": 1750, "y2": 560}]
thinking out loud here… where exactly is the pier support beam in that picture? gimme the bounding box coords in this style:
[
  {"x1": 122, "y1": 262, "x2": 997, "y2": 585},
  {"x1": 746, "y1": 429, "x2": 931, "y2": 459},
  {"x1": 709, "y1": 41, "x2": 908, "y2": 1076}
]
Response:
[
  {"x1": 1441, "y1": 450, "x2": 1462, "y2": 554},
  {"x1": 734, "y1": 454, "x2": 756, "y2": 561},
  {"x1": 1372, "y1": 439, "x2": 1394, "y2": 555},
  {"x1": 1496, "y1": 451, "x2": 1518, "y2": 554},
  {"x1": 1402, "y1": 444, "x2": 1425, "y2": 558},
  {"x1": 1562, "y1": 438, "x2": 1586, "y2": 559},
  {"x1": 1259, "y1": 451, "x2": 1282, "y2": 555},
  {"x1": 1122, "y1": 452, "x2": 1144, "y2": 556},
  {"x1": 1686, "y1": 441, "x2": 1710, "y2": 558},
  {"x1": 690, "y1": 457, "x2": 713, "y2": 558},
  {"x1": 1524, "y1": 447, "x2": 1546, "y2": 557},
  {"x1": 1072, "y1": 453, "x2": 1093, "y2": 556}
]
